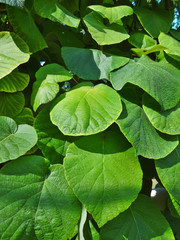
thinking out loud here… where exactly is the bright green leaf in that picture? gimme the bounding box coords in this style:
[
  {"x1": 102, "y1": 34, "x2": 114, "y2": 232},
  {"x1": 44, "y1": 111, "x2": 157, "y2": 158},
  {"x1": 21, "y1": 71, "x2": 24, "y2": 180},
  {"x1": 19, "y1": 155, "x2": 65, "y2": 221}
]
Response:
[
  {"x1": 34, "y1": 107, "x2": 73, "y2": 164},
  {"x1": 0, "y1": 116, "x2": 37, "y2": 163},
  {"x1": 159, "y1": 32, "x2": 180, "y2": 62},
  {"x1": 0, "y1": 92, "x2": 25, "y2": 117},
  {"x1": 143, "y1": 94, "x2": 180, "y2": 135},
  {"x1": 0, "y1": 32, "x2": 29, "y2": 79},
  {"x1": 156, "y1": 145, "x2": 180, "y2": 204},
  {"x1": 61, "y1": 47, "x2": 129, "y2": 80},
  {"x1": 50, "y1": 83, "x2": 122, "y2": 136},
  {"x1": 64, "y1": 131, "x2": 143, "y2": 227},
  {"x1": 15, "y1": 108, "x2": 34, "y2": 125},
  {"x1": 7, "y1": 6, "x2": 48, "y2": 53},
  {"x1": 31, "y1": 63, "x2": 72, "y2": 111},
  {"x1": 100, "y1": 195, "x2": 175, "y2": 240},
  {"x1": 116, "y1": 98, "x2": 178, "y2": 159},
  {"x1": 129, "y1": 32, "x2": 157, "y2": 48},
  {"x1": 134, "y1": 7, "x2": 173, "y2": 37},
  {"x1": 0, "y1": 156, "x2": 81, "y2": 240},
  {"x1": 34, "y1": 0, "x2": 80, "y2": 28},
  {"x1": 88, "y1": 5, "x2": 133, "y2": 24},
  {"x1": 83, "y1": 12, "x2": 129, "y2": 45},
  {"x1": 131, "y1": 45, "x2": 167, "y2": 57},
  {"x1": 110, "y1": 55, "x2": 180, "y2": 110},
  {"x1": 0, "y1": 70, "x2": 29, "y2": 92}
]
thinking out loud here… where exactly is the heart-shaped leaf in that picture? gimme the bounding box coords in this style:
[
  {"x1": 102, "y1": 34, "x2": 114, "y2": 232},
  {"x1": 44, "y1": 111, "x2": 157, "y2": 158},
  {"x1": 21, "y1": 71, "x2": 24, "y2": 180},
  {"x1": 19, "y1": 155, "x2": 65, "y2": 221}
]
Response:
[
  {"x1": 50, "y1": 83, "x2": 122, "y2": 136},
  {"x1": 64, "y1": 131, "x2": 143, "y2": 227},
  {"x1": 0, "y1": 116, "x2": 37, "y2": 163}
]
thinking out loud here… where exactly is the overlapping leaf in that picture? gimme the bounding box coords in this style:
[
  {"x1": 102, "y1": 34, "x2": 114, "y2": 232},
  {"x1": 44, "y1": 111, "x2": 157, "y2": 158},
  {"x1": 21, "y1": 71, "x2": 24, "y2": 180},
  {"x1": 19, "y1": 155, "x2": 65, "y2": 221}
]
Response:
[
  {"x1": 31, "y1": 63, "x2": 72, "y2": 111},
  {"x1": 100, "y1": 195, "x2": 175, "y2": 240},
  {"x1": 0, "y1": 32, "x2": 29, "y2": 79},
  {"x1": 15, "y1": 108, "x2": 34, "y2": 125},
  {"x1": 83, "y1": 12, "x2": 129, "y2": 45},
  {"x1": 0, "y1": 0, "x2": 25, "y2": 8},
  {"x1": 116, "y1": 98, "x2": 178, "y2": 159},
  {"x1": 111, "y1": 55, "x2": 180, "y2": 110},
  {"x1": 50, "y1": 83, "x2": 122, "y2": 136},
  {"x1": 64, "y1": 131, "x2": 143, "y2": 227},
  {"x1": 62, "y1": 47, "x2": 129, "y2": 80},
  {"x1": 0, "y1": 156, "x2": 81, "y2": 240},
  {"x1": 0, "y1": 116, "x2": 37, "y2": 163}
]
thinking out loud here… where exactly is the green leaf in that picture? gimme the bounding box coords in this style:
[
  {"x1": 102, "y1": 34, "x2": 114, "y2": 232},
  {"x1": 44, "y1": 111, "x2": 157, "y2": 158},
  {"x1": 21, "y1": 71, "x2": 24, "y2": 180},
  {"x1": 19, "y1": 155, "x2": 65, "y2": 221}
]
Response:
[
  {"x1": 0, "y1": 70, "x2": 29, "y2": 92},
  {"x1": 134, "y1": 7, "x2": 173, "y2": 37},
  {"x1": 0, "y1": 116, "x2": 37, "y2": 163},
  {"x1": 7, "y1": 6, "x2": 48, "y2": 53},
  {"x1": 156, "y1": 145, "x2": 180, "y2": 204},
  {"x1": 116, "y1": 98, "x2": 178, "y2": 159},
  {"x1": 31, "y1": 63, "x2": 72, "y2": 111},
  {"x1": 143, "y1": 94, "x2": 180, "y2": 135},
  {"x1": 34, "y1": 0, "x2": 80, "y2": 28},
  {"x1": 64, "y1": 131, "x2": 142, "y2": 227},
  {"x1": 83, "y1": 12, "x2": 129, "y2": 45},
  {"x1": 0, "y1": 0, "x2": 25, "y2": 8},
  {"x1": 129, "y1": 32, "x2": 157, "y2": 48},
  {"x1": 110, "y1": 55, "x2": 180, "y2": 110},
  {"x1": 88, "y1": 5, "x2": 133, "y2": 24},
  {"x1": 131, "y1": 45, "x2": 167, "y2": 57},
  {"x1": 34, "y1": 107, "x2": 73, "y2": 164},
  {"x1": 50, "y1": 83, "x2": 122, "y2": 136},
  {"x1": 61, "y1": 47, "x2": 129, "y2": 80},
  {"x1": 168, "y1": 194, "x2": 180, "y2": 218},
  {"x1": 15, "y1": 108, "x2": 34, "y2": 125},
  {"x1": 0, "y1": 156, "x2": 81, "y2": 240},
  {"x1": 159, "y1": 32, "x2": 180, "y2": 62},
  {"x1": 0, "y1": 32, "x2": 29, "y2": 79},
  {"x1": 100, "y1": 195, "x2": 175, "y2": 240},
  {"x1": 0, "y1": 92, "x2": 25, "y2": 118}
]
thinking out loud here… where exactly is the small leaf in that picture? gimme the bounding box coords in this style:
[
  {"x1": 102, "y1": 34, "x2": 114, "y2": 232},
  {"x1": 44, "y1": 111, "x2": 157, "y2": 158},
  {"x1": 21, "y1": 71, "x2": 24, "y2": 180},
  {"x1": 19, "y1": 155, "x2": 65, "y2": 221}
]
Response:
[
  {"x1": 34, "y1": 107, "x2": 73, "y2": 164},
  {"x1": 31, "y1": 63, "x2": 72, "y2": 111},
  {"x1": 100, "y1": 195, "x2": 175, "y2": 240},
  {"x1": 0, "y1": 92, "x2": 25, "y2": 117},
  {"x1": 156, "y1": 145, "x2": 180, "y2": 204},
  {"x1": 50, "y1": 83, "x2": 122, "y2": 136},
  {"x1": 159, "y1": 32, "x2": 180, "y2": 62},
  {"x1": 0, "y1": 156, "x2": 81, "y2": 240},
  {"x1": 62, "y1": 47, "x2": 129, "y2": 80},
  {"x1": 143, "y1": 94, "x2": 180, "y2": 135},
  {"x1": 88, "y1": 5, "x2": 133, "y2": 24},
  {"x1": 15, "y1": 108, "x2": 34, "y2": 125},
  {"x1": 116, "y1": 98, "x2": 178, "y2": 159},
  {"x1": 0, "y1": 116, "x2": 37, "y2": 163},
  {"x1": 34, "y1": 0, "x2": 80, "y2": 28},
  {"x1": 64, "y1": 131, "x2": 142, "y2": 227},
  {"x1": 110, "y1": 55, "x2": 180, "y2": 110},
  {"x1": 0, "y1": 32, "x2": 29, "y2": 79},
  {"x1": 0, "y1": 0, "x2": 25, "y2": 8},
  {"x1": 131, "y1": 45, "x2": 167, "y2": 57},
  {"x1": 134, "y1": 7, "x2": 173, "y2": 37},
  {"x1": 83, "y1": 12, "x2": 129, "y2": 45},
  {"x1": 129, "y1": 31, "x2": 157, "y2": 48},
  {"x1": 0, "y1": 70, "x2": 29, "y2": 92},
  {"x1": 7, "y1": 6, "x2": 48, "y2": 53}
]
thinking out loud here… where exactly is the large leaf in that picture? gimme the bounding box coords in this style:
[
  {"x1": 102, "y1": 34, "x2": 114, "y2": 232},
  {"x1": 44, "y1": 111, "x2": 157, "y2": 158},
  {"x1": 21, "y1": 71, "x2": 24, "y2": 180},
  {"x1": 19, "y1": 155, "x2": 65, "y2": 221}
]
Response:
[
  {"x1": 83, "y1": 12, "x2": 129, "y2": 45},
  {"x1": 0, "y1": 0, "x2": 25, "y2": 8},
  {"x1": 0, "y1": 92, "x2": 25, "y2": 117},
  {"x1": 0, "y1": 32, "x2": 29, "y2": 79},
  {"x1": 116, "y1": 98, "x2": 178, "y2": 159},
  {"x1": 0, "y1": 156, "x2": 81, "y2": 240},
  {"x1": 156, "y1": 145, "x2": 180, "y2": 204},
  {"x1": 110, "y1": 55, "x2": 180, "y2": 110},
  {"x1": 50, "y1": 83, "x2": 122, "y2": 136},
  {"x1": 31, "y1": 63, "x2": 72, "y2": 111},
  {"x1": 159, "y1": 32, "x2": 180, "y2": 62},
  {"x1": 143, "y1": 94, "x2": 180, "y2": 135},
  {"x1": 134, "y1": 7, "x2": 173, "y2": 37},
  {"x1": 7, "y1": 6, "x2": 48, "y2": 53},
  {"x1": 100, "y1": 195, "x2": 175, "y2": 240},
  {"x1": 0, "y1": 70, "x2": 29, "y2": 92},
  {"x1": 88, "y1": 5, "x2": 133, "y2": 24},
  {"x1": 34, "y1": 107, "x2": 73, "y2": 164},
  {"x1": 0, "y1": 116, "x2": 37, "y2": 163},
  {"x1": 34, "y1": 0, "x2": 80, "y2": 28},
  {"x1": 62, "y1": 47, "x2": 129, "y2": 80},
  {"x1": 64, "y1": 131, "x2": 143, "y2": 227}
]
